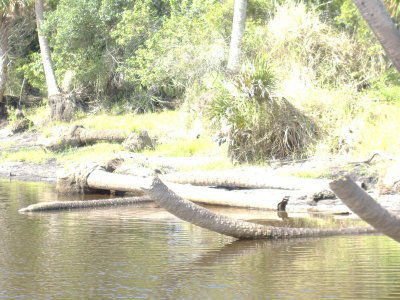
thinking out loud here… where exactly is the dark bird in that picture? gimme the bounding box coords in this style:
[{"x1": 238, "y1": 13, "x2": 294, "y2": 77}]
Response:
[{"x1": 277, "y1": 196, "x2": 290, "y2": 212}]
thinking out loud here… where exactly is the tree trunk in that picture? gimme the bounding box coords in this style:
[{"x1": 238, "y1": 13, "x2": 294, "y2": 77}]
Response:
[
  {"x1": 19, "y1": 196, "x2": 152, "y2": 212},
  {"x1": 143, "y1": 176, "x2": 374, "y2": 239},
  {"x1": 35, "y1": 0, "x2": 73, "y2": 121},
  {"x1": 39, "y1": 125, "x2": 127, "y2": 151},
  {"x1": 162, "y1": 170, "x2": 329, "y2": 190},
  {"x1": 353, "y1": 0, "x2": 400, "y2": 72},
  {"x1": 227, "y1": 0, "x2": 247, "y2": 74},
  {"x1": 56, "y1": 165, "x2": 374, "y2": 239},
  {"x1": 330, "y1": 176, "x2": 400, "y2": 243},
  {"x1": 0, "y1": 20, "x2": 9, "y2": 120},
  {"x1": 35, "y1": 0, "x2": 59, "y2": 96}
]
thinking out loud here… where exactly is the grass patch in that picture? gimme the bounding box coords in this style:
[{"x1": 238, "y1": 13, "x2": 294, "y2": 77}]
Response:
[
  {"x1": 58, "y1": 143, "x2": 124, "y2": 164},
  {"x1": 143, "y1": 136, "x2": 226, "y2": 157},
  {"x1": 0, "y1": 140, "x2": 17, "y2": 148},
  {"x1": 354, "y1": 102, "x2": 400, "y2": 156},
  {"x1": 0, "y1": 148, "x2": 53, "y2": 163},
  {"x1": 74, "y1": 110, "x2": 183, "y2": 137}
]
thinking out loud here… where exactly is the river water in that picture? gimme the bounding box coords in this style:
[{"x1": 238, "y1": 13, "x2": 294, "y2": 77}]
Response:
[{"x1": 1, "y1": 179, "x2": 400, "y2": 299}]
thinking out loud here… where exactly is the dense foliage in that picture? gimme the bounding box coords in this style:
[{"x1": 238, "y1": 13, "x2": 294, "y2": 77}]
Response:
[{"x1": 4, "y1": 0, "x2": 400, "y2": 161}]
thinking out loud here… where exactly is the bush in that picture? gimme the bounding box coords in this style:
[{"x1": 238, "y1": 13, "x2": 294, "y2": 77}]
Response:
[
  {"x1": 119, "y1": 11, "x2": 226, "y2": 105},
  {"x1": 208, "y1": 57, "x2": 319, "y2": 163},
  {"x1": 243, "y1": 1, "x2": 387, "y2": 90}
]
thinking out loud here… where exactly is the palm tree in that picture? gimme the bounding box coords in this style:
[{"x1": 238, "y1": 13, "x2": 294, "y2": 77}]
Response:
[
  {"x1": 0, "y1": 20, "x2": 9, "y2": 120},
  {"x1": 227, "y1": 0, "x2": 247, "y2": 74},
  {"x1": 35, "y1": 0, "x2": 58, "y2": 97},
  {"x1": 143, "y1": 176, "x2": 374, "y2": 239},
  {"x1": 35, "y1": 0, "x2": 72, "y2": 121},
  {"x1": 353, "y1": 0, "x2": 400, "y2": 72},
  {"x1": 330, "y1": 176, "x2": 400, "y2": 243}
]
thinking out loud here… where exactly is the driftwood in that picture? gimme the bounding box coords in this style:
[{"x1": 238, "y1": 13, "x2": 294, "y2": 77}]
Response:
[
  {"x1": 38, "y1": 124, "x2": 155, "y2": 153},
  {"x1": 161, "y1": 170, "x2": 329, "y2": 190},
  {"x1": 19, "y1": 196, "x2": 152, "y2": 212},
  {"x1": 85, "y1": 169, "x2": 298, "y2": 210},
  {"x1": 55, "y1": 164, "x2": 349, "y2": 211},
  {"x1": 54, "y1": 165, "x2": 375, "y2": 239},
  {"x1": 39, "y1": 125, "x2": 126, "y2": 151}
]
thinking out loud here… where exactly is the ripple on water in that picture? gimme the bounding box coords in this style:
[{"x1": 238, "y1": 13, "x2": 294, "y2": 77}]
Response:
[{"x1": 1, "y1": 181, "x2": 400, "y2": 299}]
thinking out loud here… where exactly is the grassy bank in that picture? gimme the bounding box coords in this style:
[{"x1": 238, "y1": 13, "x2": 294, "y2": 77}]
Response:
[
  {"x1": 0, "y1": 107, "x2": 235, "y2": 171},
  {"x1": 1, "y1": 87, "x2": 400, "y2": 176},
  {"x1": 2, "y1": 0, "x2": 400, "y2": 177}
]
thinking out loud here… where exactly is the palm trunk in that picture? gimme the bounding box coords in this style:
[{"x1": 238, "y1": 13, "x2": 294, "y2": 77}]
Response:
[
  {"x1": 330, "y1": 176, "x2": 400, "y2": 242},
  {"x1": 0, "y1": 20, "x2": 9, "y2": 120},
  {"x1": 353, "y1": 0, "x2": 400, "y2": 72},
  {"x1": 35, "y1": 0, "x2": 59, "y2": 96},
  {"x1": 227, "y1": 0, "x2": 247, "y2": 74},
  {"x1": 143, "y1": 176, "x2": 373, "y2": 239},
  {"x1": 54, "y1": 166, "x2": 374, "y2": 239},
  {"x1": 35, "y1": 0, "x2": 73, "y2": 121}
]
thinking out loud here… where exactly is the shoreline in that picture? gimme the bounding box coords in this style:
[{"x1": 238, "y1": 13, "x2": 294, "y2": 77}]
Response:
[{"x1": 1, "y1": 128, "x2": 398, "y2": 216}]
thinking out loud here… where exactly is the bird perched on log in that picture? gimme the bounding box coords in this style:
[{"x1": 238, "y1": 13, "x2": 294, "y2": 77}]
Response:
[{"x1": 277, "y1": 196, "x2": 290, "y2": 212}]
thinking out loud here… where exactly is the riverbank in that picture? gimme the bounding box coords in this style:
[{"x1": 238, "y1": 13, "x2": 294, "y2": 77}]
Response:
[
  {"x1": 1, "y1": 120, "x2": 399, "y2": 215},
  {"x1": 0, "y1": 126, "x2": 380, "y2": 186}
]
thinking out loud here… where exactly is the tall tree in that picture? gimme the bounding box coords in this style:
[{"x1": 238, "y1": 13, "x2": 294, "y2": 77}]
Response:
[
  {"x1": 0, "y1": 19, "x2": 10, "y2": 120},
  {"x1": 0, "y1": 0, "x2": 25, "y2": 120},
  {"x1": 35, "y1": 0, "x2": 58, "y2": 96},
  {"x1": 226, "y1": 0, "x2": 247, "y2": 74},
  {"x1": 35, "y1": 0, "x2": 72, "y2": 121},
  {"x1": 353, "y1": 0, "x2": 400, "y2": 72}
]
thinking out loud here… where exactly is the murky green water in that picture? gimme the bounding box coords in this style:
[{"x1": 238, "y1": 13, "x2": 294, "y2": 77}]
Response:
[{"x1": 1, "y1": 180, "x2": 400, "y2": 299}]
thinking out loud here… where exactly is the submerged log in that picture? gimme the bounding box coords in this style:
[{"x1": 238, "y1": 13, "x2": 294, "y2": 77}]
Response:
[
  {"x1": 50, "y1": 164, "x2": 375, "y2": 240},
  {"x1": 19, "y1": 196, "x2": 152, "y2": 213},
  {"x1": 56, "y1": 164, "x2": 350, "y2": 211}
]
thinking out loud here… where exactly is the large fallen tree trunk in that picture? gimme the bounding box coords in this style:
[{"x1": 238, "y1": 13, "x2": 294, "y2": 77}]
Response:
[
  {"x1": 143, "y1": 176, "x2": 374, "y2": 239},
  {"x1": 53, "y1": 165, "x2": 374, "y2": 239},
  {"x1": 81, "y1": 169, "x2": 301, "y2": 210},
  {"x1": 330, "y1": 176, "x2": 400, "y2": 243},
  {"x1": 162, "y1": 170, "x2": 329, "y2": 190}
]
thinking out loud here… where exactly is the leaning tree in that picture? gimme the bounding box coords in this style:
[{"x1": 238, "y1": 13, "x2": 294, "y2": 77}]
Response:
[
  {"x1": 35, "y1": 0, "x2": 72, "y2": 121},
  {"x1": 353, "y1": 0, "x2": 400, "y2": 72}
]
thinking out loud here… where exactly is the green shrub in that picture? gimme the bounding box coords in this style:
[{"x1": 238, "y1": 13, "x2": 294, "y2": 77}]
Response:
[
  {"x1": 208, "y1": 57, "x2": 319, "y2": 163},
  {"x1": 243, "y1": 1, "x2": 387, "y2": 90}
]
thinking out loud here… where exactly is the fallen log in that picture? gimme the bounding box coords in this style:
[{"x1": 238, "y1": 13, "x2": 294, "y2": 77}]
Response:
[
  {"x1": 56, "y1": 164, "x2": 348, "y2": 211},
  {"x1": 85, "y1": 169, "x2": 299, "y2": 210},
  {"x1": 50, "y1": 164, "x2": 375, "y2": 239},
  {"x1": 39, "y1": 125, "x2": 126, "y2": 151},
  {"x1": 18, "y1": 196, "x2": 152, "y2": 213},
  {"x1": 161, "y1": 170, "x2": 330, "y2": 190},
  {"x1": 330, "y1": 176, "x2": 400, "y2": 243},
  {"x1": 142, "y1": 176, "x2": 374, "y2": 239},
  {"x1": 38, "y1": 125, "x2": 154, "y2": 152}
]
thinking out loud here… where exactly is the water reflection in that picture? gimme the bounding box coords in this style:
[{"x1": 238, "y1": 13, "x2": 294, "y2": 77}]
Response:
[{"x1": 1, "y1": 180, "x2": 400, "y2": 299}]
